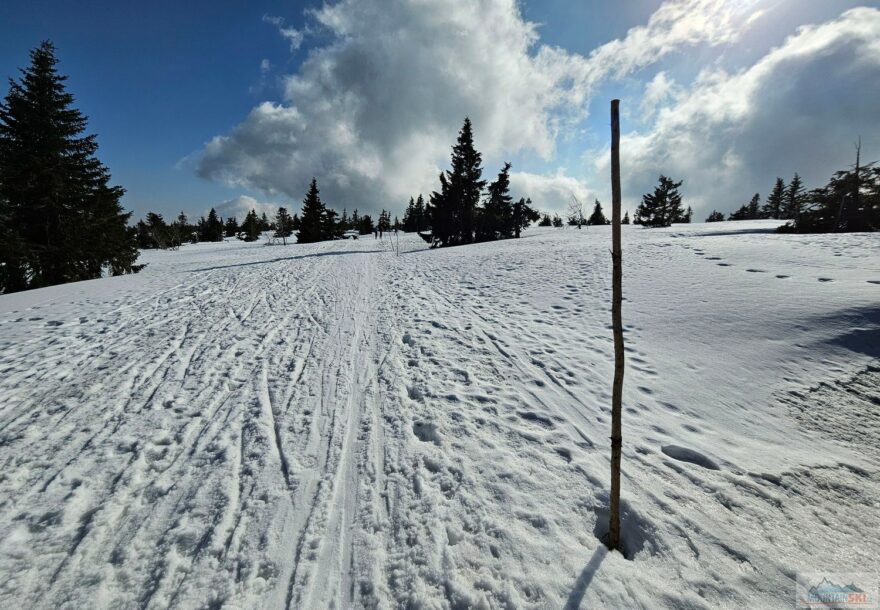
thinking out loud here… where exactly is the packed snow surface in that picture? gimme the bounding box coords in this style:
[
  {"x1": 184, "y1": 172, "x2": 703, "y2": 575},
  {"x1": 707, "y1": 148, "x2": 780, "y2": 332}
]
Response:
[{"x1": 0, "y1": 221, "x2": 878, "y2": 609}]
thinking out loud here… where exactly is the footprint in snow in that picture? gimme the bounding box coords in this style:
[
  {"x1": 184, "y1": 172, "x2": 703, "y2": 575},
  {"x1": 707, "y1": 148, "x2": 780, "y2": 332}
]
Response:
[
  {"x1": 717, "y1": 263, "x2": 732, "y2": 267},
  {"x1": 817, "y1": 277, "x2": 834, "y2": 282},
  {"x1": 867, "y1": 280, "x2": 880, "y2": 285},
  {"x1": 775, "y1": 275, "x2": 790, "y2": 279},
  {"x1": 661, "y1": 444, "x2": 720, "y2": 470},
  {"x1": 413, "y1": 421, "x2": 441, "y2": 445}
]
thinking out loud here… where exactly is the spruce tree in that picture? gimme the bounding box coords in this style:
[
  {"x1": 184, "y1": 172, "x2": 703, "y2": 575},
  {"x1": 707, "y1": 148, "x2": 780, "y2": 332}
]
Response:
[
  {"x1": 587, "y1": 200, "x2": 609, "y2": 225},
  {"x1": 782, "y1": 173, "x2": 804, "y2": 220},
  {"x1": 762, "y1": 178, "x2": 785, "y2": 219},
  {"x1": 429, "y1": 118, "x2": 486, "y2": 246},
  {"x1": 479, "y1": 162, "x2": 513, "y2": 240},
  {"x1": 224, "y1": 216, "x2": 239, "y2": 238},
  {"x1": 275, "y1": 207, "x2": 293, "y2": 244},
  {"x1": 0, "y1": 41, "x2": 139, "y2": 291},
  {"x1": 512, "y1": 197, "x2": 539, "y2": 237},
  {"x1": 297, "y1": 178, "x2": 326, "y2": 243},
  {"x1": 414, "y1": 194, "x2": 426, "y2": 231},
  {"x1": 323, "y1": 208, "x2": 339, "y2": 239},
  {"x1": 403, "y1": 197, "x2": 416, "y2": 232},
  {"x1": 621, "y1": 211, "x2": 630, "y2": 225},
  {"x1": 633, "y1": 175, "x2": 685, "y2": 227},
  {"x1": 359, "y1": 214, "x2": 374, "y2": 235},
  {"x1": 706, "y1": 210, "x2": 725, "y2": 222},
  {"x1": 538, "y1": 213, "x2": 552, "y2": 226},
  {"x1": 201, "y1": 208, "x2": 224, "y2": 242},
  {"x1": 240, "y1": 209, "x2": 261, "y2": 241}
]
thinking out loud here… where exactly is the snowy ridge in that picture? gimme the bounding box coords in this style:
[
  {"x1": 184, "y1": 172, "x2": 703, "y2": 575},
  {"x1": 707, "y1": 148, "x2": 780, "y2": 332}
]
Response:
[{"x1": 0, "y1": 221, "x2": 878, "y2": 608}]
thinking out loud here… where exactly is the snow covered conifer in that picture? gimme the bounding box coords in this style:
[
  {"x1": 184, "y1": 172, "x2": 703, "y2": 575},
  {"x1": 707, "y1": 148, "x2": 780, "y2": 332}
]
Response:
[
  {"x1": 297, "y1": 178, "x2": 326, "y2": 243},
  {"x1": 0, "y1": 41, "x2": 139, "y2": 291}
]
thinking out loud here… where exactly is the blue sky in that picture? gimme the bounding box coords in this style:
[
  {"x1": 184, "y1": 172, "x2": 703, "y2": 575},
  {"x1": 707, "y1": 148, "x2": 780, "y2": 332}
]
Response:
[{"x1": 2, "y1": 1, "x2": 878, "y2": 221}]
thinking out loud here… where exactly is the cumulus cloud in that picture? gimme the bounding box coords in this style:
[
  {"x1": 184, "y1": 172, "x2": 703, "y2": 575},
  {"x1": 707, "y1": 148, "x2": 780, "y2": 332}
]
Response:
[
  {"x1": 213, "y1": 195, "x2": 280, "y2": 222},
  {"x1": 197, "y1": 0, "x2": 759, "y2": 216},
  {"x1": 592, "y1": 7, "x2": 880, "y2": 217}
]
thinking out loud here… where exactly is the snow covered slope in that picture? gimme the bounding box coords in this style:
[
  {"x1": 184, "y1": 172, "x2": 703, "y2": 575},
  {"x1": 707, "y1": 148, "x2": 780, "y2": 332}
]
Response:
[{"x1": 0, "y1": 221, "x2": 877, "y2": 609}]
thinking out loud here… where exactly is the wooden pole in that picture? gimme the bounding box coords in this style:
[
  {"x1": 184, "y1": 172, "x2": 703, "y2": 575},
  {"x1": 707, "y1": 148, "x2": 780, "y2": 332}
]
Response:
[{"x1": 609, "y1": 99, "x2": 624, "y2": 552}]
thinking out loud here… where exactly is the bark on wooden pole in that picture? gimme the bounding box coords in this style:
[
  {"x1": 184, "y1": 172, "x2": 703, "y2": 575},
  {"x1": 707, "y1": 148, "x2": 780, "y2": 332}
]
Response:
[{"x1": 609, "y1": 99, "x2": 624, "y2": 552}]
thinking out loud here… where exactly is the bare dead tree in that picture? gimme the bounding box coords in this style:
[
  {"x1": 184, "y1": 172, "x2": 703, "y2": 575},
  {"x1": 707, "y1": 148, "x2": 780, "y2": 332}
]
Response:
[
  {"x1": 835, "y1": 137, "x2": 862, "y2": 232},
  {"x1": 609, "y1": 99, "x2": 625, "y2": 552},
  {"x1": 567, "y1": 194, "x2": 585, "y2": 229}
]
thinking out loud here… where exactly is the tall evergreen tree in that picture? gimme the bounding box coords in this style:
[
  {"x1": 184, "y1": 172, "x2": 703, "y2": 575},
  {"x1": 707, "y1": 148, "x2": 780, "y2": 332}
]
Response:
[
  {"x1": 414, "y1": 194, "x2": 427, "y2": 231},
  {"x1": 621, "y1": 211, "x2": 630, "y2": 225},
  {"x1": 0, "y1": 41, "x2": 139, "y2": 291},
  {"x1": 782, "y1": 173, "x2": 804, "y2": 220},
  {"x1": 633, "y1": 175, "x2": 685, "y2": 227},
  {"x1": 428, "y1": 118, "x2": 486, "y2": 246},
  {"x1": 403, "y1": 196, "x2": 416, "y2": 232},
  {"x1": 297, "y1": 178, "x2": 326, "y2": 243},
  {"x1": 762, "y1": 177, "x2": 786, "y2": 219},
  {"x1": 706, "y1": 210, "x2": 725, "y2": 222}
]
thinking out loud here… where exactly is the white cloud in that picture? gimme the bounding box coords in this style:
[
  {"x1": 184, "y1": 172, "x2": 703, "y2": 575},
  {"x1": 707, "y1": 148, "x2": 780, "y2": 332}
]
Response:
[
  {"x1": 639, "y1": 72, "x2": 679, "y2": 120},
  {"x1": 213, "y1": 195, "x2": 280, "y2": 222},
  {"x1": 591, "y1": 7, "x2": 880, "y2": 217},
  {"x1": 509, "y1": 171, "x2": 593, "y2": 214},
  {"x1": 263, "y1": 14, "x2": 305, "y2": 51},
  {"x1": 198, "y1": 0, "x2": 767, "y2": 216}
]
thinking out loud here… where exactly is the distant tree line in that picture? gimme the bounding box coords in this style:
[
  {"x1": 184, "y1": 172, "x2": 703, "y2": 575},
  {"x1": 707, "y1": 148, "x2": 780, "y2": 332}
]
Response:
[
  {"x1": 134, "y1": 182, "x2": 389, "y2": 248},
  {"x1": 0, "y1": 42, "x2": 140, "y2": 293},
  {"x1": 706, "y1": 155, "x2": 878, "y2": 233}
]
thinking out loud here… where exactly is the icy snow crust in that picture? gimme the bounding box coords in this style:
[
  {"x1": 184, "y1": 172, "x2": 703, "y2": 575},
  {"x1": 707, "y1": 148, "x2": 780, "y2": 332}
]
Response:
[{"x1": 0, "y1": 220, "x2": 877, "y2": 608}]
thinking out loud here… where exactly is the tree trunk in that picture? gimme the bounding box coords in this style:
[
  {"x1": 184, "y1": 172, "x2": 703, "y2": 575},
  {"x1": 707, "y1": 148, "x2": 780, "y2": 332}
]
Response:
[{"x1": 609, "y1": 99, "x2": 625, "y2": 552}]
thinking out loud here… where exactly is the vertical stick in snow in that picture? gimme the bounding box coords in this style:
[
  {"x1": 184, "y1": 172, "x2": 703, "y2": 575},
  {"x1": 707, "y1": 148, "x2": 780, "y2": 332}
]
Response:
[{"x1": 609, "y1": 99, "x2": 625, "y2": 552}]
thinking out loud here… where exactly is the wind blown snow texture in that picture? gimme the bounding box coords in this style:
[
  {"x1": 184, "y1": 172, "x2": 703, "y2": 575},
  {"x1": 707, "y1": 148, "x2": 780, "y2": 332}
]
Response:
[{"x1": 0, "y1": 221, "x2": 878, "y2": 608}]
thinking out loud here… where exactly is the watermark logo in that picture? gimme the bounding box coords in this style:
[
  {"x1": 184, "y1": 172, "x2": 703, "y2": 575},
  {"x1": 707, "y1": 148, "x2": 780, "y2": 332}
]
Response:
[{"x1": 797, "y1": 573, "x2": 878, "y2": 609}]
